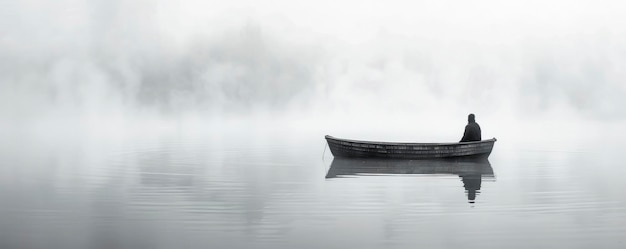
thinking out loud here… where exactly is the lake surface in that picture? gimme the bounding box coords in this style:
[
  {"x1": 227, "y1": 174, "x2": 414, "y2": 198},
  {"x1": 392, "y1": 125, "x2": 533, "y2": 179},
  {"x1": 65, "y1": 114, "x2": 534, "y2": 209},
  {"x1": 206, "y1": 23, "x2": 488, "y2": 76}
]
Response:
[{"x1": 1, "y1": 131, "x2": 625, "y2": 249}]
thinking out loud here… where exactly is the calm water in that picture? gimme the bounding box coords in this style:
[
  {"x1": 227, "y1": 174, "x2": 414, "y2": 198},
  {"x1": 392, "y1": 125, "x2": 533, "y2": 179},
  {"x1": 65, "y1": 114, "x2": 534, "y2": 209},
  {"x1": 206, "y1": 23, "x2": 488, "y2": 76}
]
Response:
[{"x1": 1, "y1": 132, "x2": 625, "y2": 249}]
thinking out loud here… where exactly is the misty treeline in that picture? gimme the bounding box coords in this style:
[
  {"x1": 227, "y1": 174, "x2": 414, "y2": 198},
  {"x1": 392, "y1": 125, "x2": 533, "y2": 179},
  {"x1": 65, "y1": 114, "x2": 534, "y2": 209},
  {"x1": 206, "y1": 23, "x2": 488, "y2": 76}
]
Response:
[{"x1": 2, "y1": 0, "x2": 625, "y2": 122}]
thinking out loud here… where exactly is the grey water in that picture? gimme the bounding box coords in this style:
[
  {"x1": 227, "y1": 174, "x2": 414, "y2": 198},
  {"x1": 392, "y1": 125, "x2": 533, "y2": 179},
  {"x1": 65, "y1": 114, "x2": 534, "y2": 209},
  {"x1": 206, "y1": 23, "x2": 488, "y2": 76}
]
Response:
[{"x1": 1, "y1": 132, "x2": 625, "y2": 249}]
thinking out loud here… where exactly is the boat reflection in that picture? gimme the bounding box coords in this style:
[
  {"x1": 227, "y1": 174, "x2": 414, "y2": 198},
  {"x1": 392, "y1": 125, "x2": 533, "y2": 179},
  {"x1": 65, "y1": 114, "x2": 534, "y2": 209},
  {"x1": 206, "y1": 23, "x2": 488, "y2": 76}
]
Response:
[{"x1": 326, "y1": 158, "x2": 495, "y2": 203}]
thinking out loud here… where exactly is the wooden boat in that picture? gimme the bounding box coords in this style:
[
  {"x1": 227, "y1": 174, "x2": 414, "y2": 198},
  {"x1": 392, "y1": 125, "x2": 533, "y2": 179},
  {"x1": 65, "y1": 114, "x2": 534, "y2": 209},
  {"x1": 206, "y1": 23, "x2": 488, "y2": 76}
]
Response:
[{"x1": 325, "y1": 135, "x2": 496, "y2": 159}]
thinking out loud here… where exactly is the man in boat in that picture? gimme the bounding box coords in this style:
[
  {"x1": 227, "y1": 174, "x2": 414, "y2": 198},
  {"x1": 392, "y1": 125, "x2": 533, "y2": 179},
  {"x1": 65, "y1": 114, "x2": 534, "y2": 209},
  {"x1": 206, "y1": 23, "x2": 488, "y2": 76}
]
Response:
[{"x1": 460, "y1": 113, "x2": 481, "y2": 142}]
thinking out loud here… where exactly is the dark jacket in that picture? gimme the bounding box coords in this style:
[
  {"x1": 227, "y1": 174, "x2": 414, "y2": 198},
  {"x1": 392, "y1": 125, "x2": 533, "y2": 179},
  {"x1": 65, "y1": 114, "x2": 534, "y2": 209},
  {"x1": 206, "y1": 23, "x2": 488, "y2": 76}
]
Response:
[{"x1": 460, "y1": 122, "x2": 481, "y2": 142}]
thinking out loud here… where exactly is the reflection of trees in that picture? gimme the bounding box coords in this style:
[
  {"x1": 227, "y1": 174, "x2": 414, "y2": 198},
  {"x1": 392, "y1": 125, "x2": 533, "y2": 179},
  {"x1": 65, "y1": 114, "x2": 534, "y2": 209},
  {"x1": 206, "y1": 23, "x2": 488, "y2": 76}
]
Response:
[{"x1": 114, "y1": 141, "x2": 313, "y2": 241}]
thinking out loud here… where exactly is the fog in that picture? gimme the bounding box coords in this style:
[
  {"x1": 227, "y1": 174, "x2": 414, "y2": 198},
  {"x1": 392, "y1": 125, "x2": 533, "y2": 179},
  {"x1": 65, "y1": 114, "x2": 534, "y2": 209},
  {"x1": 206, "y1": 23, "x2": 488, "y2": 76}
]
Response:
[{"x1": 2, "y1": 0, "x2": 626, "y2": 141}]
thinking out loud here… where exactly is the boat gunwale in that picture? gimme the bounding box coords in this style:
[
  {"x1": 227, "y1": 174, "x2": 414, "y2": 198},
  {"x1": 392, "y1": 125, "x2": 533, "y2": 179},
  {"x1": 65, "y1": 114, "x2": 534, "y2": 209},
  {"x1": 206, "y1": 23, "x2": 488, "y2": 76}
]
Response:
[{"x1": 325, "y1": 135, "x2": 497, "y2": 146}]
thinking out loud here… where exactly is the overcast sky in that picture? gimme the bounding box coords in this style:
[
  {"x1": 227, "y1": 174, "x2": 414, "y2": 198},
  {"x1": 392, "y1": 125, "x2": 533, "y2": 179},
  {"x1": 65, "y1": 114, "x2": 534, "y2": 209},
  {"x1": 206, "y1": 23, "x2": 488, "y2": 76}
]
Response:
[{"x1": 2, "y1": 0, "x2": 626, "y2": 134}]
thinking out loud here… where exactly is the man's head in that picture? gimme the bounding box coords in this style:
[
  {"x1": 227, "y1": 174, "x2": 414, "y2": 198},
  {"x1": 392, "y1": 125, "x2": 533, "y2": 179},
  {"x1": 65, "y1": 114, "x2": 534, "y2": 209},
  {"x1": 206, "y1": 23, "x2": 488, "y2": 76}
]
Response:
[{"x1": 468, "y1": 113, "x2": 476, "y2": 123}]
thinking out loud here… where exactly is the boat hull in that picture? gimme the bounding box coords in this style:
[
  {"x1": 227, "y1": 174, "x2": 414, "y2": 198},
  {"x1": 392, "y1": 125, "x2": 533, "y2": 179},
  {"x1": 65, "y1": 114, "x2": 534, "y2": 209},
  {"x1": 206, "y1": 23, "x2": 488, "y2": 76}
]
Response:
[{"x1": 325, "y1": 135, "x2": 496, "y2": 159}]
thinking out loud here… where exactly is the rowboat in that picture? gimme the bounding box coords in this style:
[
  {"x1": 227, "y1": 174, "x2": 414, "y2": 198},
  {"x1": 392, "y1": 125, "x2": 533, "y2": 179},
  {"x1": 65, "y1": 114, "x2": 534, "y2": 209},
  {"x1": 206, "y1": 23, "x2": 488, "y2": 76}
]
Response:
[{"x1": 325, "y1": 135, "x2": 496, "y2": 159}]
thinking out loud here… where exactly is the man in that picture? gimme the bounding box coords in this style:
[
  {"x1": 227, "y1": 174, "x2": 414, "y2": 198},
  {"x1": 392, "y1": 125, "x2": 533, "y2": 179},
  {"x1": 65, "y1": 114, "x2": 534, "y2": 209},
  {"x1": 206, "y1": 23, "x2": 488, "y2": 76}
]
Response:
[{"x1": 460, "y1": 113, "x2": 481, "y2": 142}]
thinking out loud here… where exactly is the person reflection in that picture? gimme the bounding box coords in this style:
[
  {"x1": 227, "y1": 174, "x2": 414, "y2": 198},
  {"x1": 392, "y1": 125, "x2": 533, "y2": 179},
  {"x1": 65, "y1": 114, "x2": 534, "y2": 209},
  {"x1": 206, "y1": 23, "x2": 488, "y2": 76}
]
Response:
[{"x1": 460, "y1": 174, "x2": 482, "y2": 203}]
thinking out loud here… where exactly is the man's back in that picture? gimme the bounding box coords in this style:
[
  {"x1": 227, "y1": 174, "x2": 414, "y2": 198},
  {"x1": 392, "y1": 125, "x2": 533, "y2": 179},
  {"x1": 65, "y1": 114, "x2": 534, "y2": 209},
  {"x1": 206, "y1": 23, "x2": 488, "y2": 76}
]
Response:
[
  {"x1": 460, "y1": 114, "x2": 481, "y2": 142},
  {"x1": 461, "y1": 122, "x2": 481, "y2": 142}
]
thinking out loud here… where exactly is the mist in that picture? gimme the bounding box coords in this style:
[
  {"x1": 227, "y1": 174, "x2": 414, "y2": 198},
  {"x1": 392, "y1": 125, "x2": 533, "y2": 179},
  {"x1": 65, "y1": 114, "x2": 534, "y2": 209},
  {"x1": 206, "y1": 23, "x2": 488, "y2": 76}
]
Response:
[
  {"x1": 4, "y1": 3, "x2": 626, "y2": 248},
  {"x1": 2, "y1": 0, "x2": 626, "y2": 141}
]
